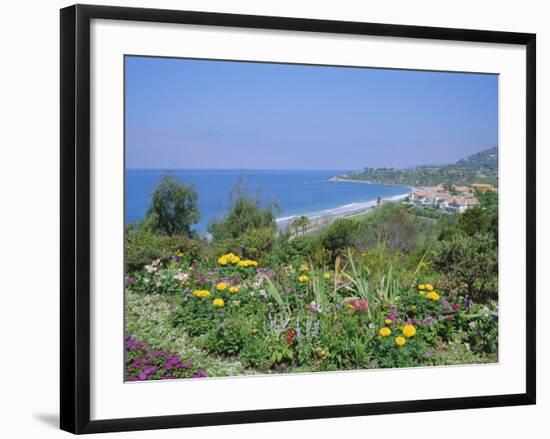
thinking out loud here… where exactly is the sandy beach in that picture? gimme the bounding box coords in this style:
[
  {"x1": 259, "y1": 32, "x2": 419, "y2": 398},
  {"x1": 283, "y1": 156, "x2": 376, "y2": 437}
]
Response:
[{"x1": 276, "y1": 191, "x2": 411, "y2": 232}]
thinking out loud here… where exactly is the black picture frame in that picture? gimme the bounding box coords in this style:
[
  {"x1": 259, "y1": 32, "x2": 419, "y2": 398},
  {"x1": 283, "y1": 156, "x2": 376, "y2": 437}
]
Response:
[{"x1": 60, "y1": 4, "x2": 536, "y2": 434}]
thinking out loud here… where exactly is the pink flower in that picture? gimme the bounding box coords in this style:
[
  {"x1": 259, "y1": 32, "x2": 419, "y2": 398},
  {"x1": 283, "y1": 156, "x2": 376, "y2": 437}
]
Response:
[{"x1": 347, "y1": 299, "x2": 369, "y2": 313}]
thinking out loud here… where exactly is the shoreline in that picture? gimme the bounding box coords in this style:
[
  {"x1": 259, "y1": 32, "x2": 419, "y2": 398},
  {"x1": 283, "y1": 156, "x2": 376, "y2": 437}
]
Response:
[
  {"x1": 276, "y1": 192, "x2": 411, "y2": 232},
  {"x1": 329, "y1": 176, "x2": 417, "y2": 191}
]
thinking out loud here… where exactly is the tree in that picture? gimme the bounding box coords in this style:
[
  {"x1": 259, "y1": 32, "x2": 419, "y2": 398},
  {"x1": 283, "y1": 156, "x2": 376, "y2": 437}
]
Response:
[
  {"x1": 145, "y1": 175, "x2": 200, "y2": 236},
  {"x1": 290, "y1": 215, "x2": 311, "y2": 236},
  {"x1": 208, "y1": 182, "x2": 277, "y2": 241},
  {"x1": 207, "y1": 184, "x2": 278, "y2": 259},
  {"x1": 320, "y1": 218, "x2": 359, "y2": 258},
  {"x1": 433, "y1": 232, "x2": 497, "y2": 300}
]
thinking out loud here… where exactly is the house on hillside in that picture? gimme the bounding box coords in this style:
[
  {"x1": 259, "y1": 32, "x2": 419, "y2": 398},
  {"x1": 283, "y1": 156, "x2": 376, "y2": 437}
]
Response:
[
  {"x1": 441, "y1": 196, "x2": 480, "y2": 213},
  {"x1": 471, "y1": 183, "x2": 496, "y2": 193},
  {"x1": 409, "y1": 184, "x2": 480, "y2": 212}
]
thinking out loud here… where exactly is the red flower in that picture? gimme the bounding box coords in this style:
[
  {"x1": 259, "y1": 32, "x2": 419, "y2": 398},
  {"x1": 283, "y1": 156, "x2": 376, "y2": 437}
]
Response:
[{"x1": 285, "y1": 328, "x2": 296, "y2": 346}]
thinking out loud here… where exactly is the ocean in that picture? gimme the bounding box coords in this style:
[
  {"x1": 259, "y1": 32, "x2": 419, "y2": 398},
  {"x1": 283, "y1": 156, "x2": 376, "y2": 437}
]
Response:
[{"x1": 125, "y1": 169, "x2": 410, "y2": 232}]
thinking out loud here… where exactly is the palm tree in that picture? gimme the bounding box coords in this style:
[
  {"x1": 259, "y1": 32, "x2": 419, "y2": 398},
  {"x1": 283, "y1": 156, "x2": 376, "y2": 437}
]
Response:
[{"x1": 291, "y1": 215, "x2": 311, "y2": 236}]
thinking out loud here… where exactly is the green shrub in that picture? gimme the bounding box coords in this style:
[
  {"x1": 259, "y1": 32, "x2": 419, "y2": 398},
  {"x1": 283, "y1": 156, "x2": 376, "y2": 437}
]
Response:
[
  {"x1": 125, "y1": 225, "x2": 204, "y2": 272},
  {"x1": 240, "y1": 335, "x2": 270, "y2": 368},
  {"x1": 463, "y1": 304, "x2": 498, "y2": 355},
  {"x1": 208, "y1": 185, "x2": 277, "y2": 241},
  {"x1": 203, "y1": 318, "x2": 246, "y2": 356},
  {"x1": 433, "y1": 232, "x2": 497, "y2": 301},
  {"x1": 320, "y1": 218, "x2": 359, "y2": 258},
  {"x1": 173, "y1": 298, "x2": 219, "y2": 336},
  {"x1": 145, "y1": 174, "x2": 200, "y2": 236}
]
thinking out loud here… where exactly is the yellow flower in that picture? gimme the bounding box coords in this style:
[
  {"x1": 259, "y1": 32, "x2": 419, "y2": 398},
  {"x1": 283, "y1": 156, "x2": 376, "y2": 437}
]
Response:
[
  {"x1": 217, "y1": 255, "x2": 228, "y2": 265},
  {"x1": 227, "y1": 253, "x2": 240, "y2": 264},
  {"x1": 426, "y1": 291, "x2": 440, "y2": 301},
  {"x1": 250, "y1": 328, "x2": 258, "y2": 334},
  {"x1": 324, "y1": 273, "x2": 331, "y2": 280},
  {"x1": 418, "y1": 284, "x2": 426, "y2": 290},
  {"x1": 410, "y1": 305, "x2": 417, "y2": 311},
  {"x1": 419, "y1": 290, "x2": 426, "y2": 296},
  {"x1": 395, "y1": 336, "x2": 406, "y2": 347},
  {"x1": 212, "y1": 298, "x2": 224, "y2": 307},
  {"x1": 419, "y1": 261, "x2": 428, "y2": 268},
  {"x1": 298, "y1": 274, "x2": 309, "y2": 283},
  {"x1": 316, "y1": 348, "x2": 329, "y2": 360},
  {"x1": 216, "y1": 282, "x2": 228, "y2": 291},
  {"x1": 384, "y1": 318, "x2": 393, "y2": 325},
  {"x1": 176, "y1": 250, "x2": 184, "y2": 257},
  {"x1": 425, "y1": 283, "x2": 434, "y2": 291},
  {"x1": 300, "y1": 263, "x2": 309, "y2": 272},
  {"x1": 229, "y1": 286, "x2": 240, "y2": 294},
  {"x1": 379, "y1": 327, "x2": 391, "y2": 337},
  {"x1": 402, "y1": 324, "x2": 416, "y2": 338},
  {"x1": 347, "y1": 303, "x2": 356, "y2": 313},
  {"x1": 192, "y1": 289, "x2": 211, "y2": 298},
  {"x1": 237, "y1": 259, "x2": 258, "y2": 267}
]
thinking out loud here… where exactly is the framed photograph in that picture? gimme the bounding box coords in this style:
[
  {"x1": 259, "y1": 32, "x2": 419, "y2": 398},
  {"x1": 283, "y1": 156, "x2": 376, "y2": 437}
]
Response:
[{"x1": 60, "y1": 4, "x2": 536, "y2": 434}]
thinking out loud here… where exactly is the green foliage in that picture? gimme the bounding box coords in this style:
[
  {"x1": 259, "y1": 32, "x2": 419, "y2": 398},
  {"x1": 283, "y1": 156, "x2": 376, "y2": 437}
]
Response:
[
  {"x1": 290, "y1": 215, "x2": 311, "y2": 236},
  {"x1": 203, "y1": 318, "x2": 246, "y2": 356},
  {"x1": 320, "y1": 218, "x2": 359, "y2": 258},
  {"x1": 145, "y1": 175, "x2": 200, "y2": 236},
  {"x1": 208, "y1": 185, "x2": 278, "y2": 260},
  {"x1": 433, "y1": 232, "x2": 498, "y2": 300},
  {"x1": 208, "y1": 185, "x2": 277, "y2": 241},
  {"x1": 125, "y1": 178, "x2": 499, "y2": 378},
  {"x1": 463, "y1": 306, "x2": 499, "y2": 355},
  {"x1": 356, "y1": 203, "x2": 436, "y2": 253},
  {"x1": 340, "y1": 146, "x2": 498, "y2": 187},
  {"x1": 124, "y1": 224, "x2": 204, "y2": 272},
  {"x1": 173, "y1": 297, "x2": 220, "y2": 336},
  {"x1": 240, "y1": 334, "x2": 270, "y2": 368}
]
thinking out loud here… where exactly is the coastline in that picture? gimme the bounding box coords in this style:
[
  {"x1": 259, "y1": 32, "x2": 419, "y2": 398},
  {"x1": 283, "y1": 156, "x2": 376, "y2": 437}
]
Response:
[
  {"x1": 276, "y1": 192, "x2": 410, "y2": 232},
  {"x1": 330, "y1": 176, "x2": 417, "y2": 191}
]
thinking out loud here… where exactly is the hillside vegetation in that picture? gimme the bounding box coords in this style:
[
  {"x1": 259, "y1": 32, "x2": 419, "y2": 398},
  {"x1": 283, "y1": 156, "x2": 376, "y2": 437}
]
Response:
[
  {"x1": 124, "y1": 176, "x2": 499, "y2": 380},
  {"x1": 338, "y1": 146, "x2": 498, "y2": 187}
]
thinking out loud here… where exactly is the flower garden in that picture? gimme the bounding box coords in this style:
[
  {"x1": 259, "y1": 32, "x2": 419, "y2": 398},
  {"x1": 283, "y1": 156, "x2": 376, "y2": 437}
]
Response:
[
  {"x1": 124, "y1": 177, "x2": 498, "y2": 381},
  {"x1": 125, "y1": 247, "x2": 498, "y2": 381}
]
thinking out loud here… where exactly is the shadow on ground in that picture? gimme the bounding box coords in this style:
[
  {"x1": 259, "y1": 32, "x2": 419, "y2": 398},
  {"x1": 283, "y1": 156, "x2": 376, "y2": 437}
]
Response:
[{"x1": 34, "y1": 413, "x2": 59, "y2": 430}]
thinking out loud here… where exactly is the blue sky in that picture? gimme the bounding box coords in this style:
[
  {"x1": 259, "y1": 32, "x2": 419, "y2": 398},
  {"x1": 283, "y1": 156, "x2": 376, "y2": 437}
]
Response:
[{"x1": 125, "y1": 56, "x2": 498, "y2": 171}]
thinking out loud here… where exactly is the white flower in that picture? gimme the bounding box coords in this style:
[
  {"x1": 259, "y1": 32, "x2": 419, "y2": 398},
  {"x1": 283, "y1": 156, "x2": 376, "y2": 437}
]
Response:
[
  {"x1": 173, "y1": 272, "x2": 189, "y2": 282},
  {"x1": 144, "y1": 265, "x2": 155, "y2": 273}
]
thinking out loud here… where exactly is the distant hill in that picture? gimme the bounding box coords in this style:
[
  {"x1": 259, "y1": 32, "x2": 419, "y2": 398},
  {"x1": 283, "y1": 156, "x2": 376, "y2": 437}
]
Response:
[
  {"x1": 456, "y1": 146, "x2": 498, "y2": 168},
  {"x1": 336, "y1": 146, "x2": 498, "y2": 187}
]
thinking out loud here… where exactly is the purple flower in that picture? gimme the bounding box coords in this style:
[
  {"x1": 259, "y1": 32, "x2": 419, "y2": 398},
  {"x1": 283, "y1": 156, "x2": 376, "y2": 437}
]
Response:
[
  {"x1": 190, "y1": 369, "x2": 207, "y2": 378},
  {"x1": 164, "y1": 356, "x2": 181, "y2": 369},
  {"x1": 310, "y1": 301, "x2": 320, "y2": 314}
]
